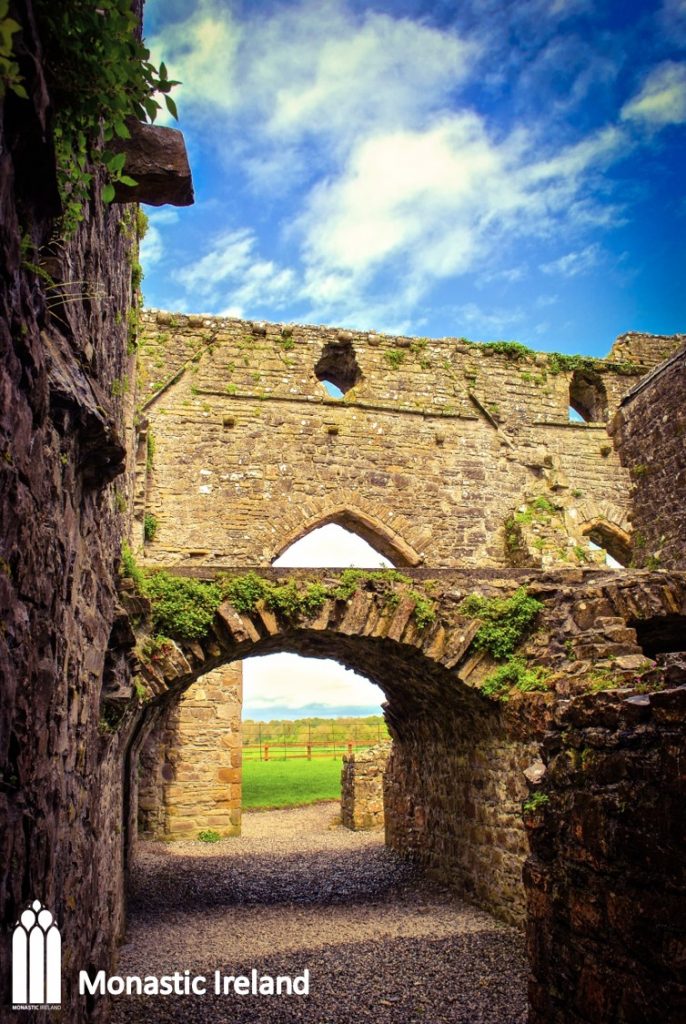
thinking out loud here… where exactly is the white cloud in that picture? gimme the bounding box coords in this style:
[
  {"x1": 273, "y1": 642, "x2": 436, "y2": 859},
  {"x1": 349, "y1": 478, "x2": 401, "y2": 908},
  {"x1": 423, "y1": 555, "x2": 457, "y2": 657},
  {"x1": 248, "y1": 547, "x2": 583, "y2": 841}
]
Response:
[
  {"x1": 273, "y1": 524, "x2": 391, "y2": 568},
  {"x1": 540, "y1": 243, "x2": 602, "y2": 277},
  {"x1": 243, "y1": 653, "x2": 384, "y2": 711},
  {"x1": 149, "y1": 0, "x2": 476, "y2": 153},
  {"x1": 140, "y1": 224, "x2": 164, "y2": 268},
  {"x1": 294, "y1": 118, "x2": 628, "y2": 321},
  {"x1": 621, "y1": 62, "x2": 686, "y2": 127},
  {"x1": 175, "y1": 228, "x2": 296, "y2": 313},
  {"x1": 147, "y1": 0, "x2": 242, "y2": 118}
]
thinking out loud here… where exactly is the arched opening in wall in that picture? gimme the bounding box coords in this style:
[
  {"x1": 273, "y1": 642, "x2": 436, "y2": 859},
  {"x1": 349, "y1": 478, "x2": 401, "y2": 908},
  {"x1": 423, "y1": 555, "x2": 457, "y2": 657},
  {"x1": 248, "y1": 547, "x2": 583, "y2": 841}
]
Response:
[
  {"x1": 129, "y1": 598, "x2": 537, "y2": 1017},
  {"x1": 272, "y1": 508, "x2": 422, "y2": 567},
  {"x1": 273, "y1": 522, "x2": 394, "y2": 568},
  {"x1": 314, "y1": 337, "x2": 361, "y2": 397},
  {"x1": 581, "y1": 522, "x2": 631, "y2": 567},
  {"x1": 568, "y1": 369, "x2": 608, "y2": 423},
  {"x1": 242, "y1": 652, "x2": 388, "y2": 814},
  {"x1": 246, "y1": 522, "x2": 392, "y2": 808}
]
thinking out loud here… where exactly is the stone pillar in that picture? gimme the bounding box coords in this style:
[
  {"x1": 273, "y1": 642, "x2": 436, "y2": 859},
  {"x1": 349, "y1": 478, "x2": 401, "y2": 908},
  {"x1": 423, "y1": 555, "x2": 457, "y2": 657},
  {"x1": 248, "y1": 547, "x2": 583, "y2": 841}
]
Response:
[
  {"x1": 140, "y1": 662, "x2": 243, "y2": 839},
  {"x1": 341, "y1": 742, "x2": 390, "y2": 830}
]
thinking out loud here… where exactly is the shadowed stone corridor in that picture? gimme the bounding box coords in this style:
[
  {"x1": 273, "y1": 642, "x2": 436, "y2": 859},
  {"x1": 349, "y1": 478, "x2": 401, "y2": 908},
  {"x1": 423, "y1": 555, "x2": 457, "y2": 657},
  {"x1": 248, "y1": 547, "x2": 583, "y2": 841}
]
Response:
[{"x1": 111, "y1": 804, "x2": 527, "y2": 1024}]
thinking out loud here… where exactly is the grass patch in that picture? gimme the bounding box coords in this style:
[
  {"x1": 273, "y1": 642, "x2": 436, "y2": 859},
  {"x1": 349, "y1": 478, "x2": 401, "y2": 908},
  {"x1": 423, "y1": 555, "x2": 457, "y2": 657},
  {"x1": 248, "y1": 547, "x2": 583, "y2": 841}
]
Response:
[
  {"x1": 481, "y1": 656, "x2": 550, "y2": 702},
  {"x1": 242, "y1": 758, "x2": 341, "y2": 810}
]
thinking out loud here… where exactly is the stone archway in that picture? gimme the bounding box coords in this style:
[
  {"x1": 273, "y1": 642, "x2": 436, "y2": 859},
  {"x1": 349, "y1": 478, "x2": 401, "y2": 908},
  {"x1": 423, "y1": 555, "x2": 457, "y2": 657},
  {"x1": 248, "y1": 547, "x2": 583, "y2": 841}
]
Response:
[
  {"x1": 131, "y1": 569, "x2": 555, "y2": 926},
  {"x1": 271, "y1": 503, "x2": 424, "y2": 567}
]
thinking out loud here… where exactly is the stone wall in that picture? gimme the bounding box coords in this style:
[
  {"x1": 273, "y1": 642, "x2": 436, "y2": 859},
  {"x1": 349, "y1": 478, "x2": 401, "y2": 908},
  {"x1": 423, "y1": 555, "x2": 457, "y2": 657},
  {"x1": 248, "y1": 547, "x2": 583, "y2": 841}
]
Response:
[
  {"x1": 610, "y1": 344, "x2": 686, "y2": 570},
  {"x1": 341, "y1": 742, "x2": 390, "y2": 830},
  {"x1": 0, "y1": 4, "x2": 136, "y2": 1017},
  {"x1": 0, "y1": 4, "x2": 194, "y2": 1018},
  {"x1": 385, "y1": 700, "x2": 549, "y2": 926},
  {"x1": 132, "y1": 311, "x2": 678, "y2": 570},
  {"x1": 138, "y1": 663, "x2": 242, "y2": 839},
  {"x1": 525, "y1": 685, "x2": 686, "y2": 1024},
  {"x1": 130, "y1": 566, "x2": 686, "y2": 939}
]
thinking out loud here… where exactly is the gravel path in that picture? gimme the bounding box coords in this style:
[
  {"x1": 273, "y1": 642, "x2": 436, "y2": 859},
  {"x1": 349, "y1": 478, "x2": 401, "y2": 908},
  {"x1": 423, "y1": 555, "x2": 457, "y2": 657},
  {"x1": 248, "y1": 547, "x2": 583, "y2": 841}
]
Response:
[{"x1": 110, "y1": 803, "x2": 527, "y2": 1024}]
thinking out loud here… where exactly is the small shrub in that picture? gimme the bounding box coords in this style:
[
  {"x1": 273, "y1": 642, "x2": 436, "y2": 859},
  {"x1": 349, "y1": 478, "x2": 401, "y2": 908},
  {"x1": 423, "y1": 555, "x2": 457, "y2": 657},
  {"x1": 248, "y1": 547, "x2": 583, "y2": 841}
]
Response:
[
  {"x1": 479, "y1": 340, "x2": 534, "y2": 360},
  {"x1": 143, "y1": 513, "x2": 158, "y2": 542},
  {"x1": 523, "y1": 792, "x2": 549, "y2": 813},
  {"x1": 221, "y1": 572, "x2": 267, "y2": 613},
  {"x1": 461, "y1": 587, "x2": 544, "y2": 660},
  {"x1": 384, "y1": 348, "x2": 405, "y2": 370},
  {"x1": 197, "y1": 829, "x2": 221, "y2": 843},
  {"x1": 480, "y1": 656, "x2": 550, "y2": 701},
  {"x1": 120, "y1": 542, "x2": 146, "y2": 591},
  {"x1": 144, "y1": 573, "x2": 222, "y2": 642}
]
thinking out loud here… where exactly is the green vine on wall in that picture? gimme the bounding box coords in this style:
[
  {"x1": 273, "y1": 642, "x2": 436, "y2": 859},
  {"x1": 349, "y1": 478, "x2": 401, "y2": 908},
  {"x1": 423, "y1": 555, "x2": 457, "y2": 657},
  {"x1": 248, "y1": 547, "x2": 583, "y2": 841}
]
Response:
[
  {"x1": 0, "y1": 0, "x2": 25, "y2": 99},
  {"x1": 460, "y1": 587, "x2": 549, "y2": 701},
  {"x1": 29, "y1": 0, "x2": 179, "y2": 235}
]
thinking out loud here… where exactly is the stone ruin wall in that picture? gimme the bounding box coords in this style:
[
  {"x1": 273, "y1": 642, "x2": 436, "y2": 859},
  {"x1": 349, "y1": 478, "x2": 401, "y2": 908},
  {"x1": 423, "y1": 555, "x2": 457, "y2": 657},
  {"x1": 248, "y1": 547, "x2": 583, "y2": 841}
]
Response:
[
  {"x1": 131, "y1": 565, "x2": 686, "y2": 953},
  {"x1": 132, "y1": 312, "x2": 678, "y2": 571},
  {"x1": 0, "y1": 5, "x2": 138, "y2": 1017},
  {"x1": 610, "y1": 342, "x2": 686, "y2": 571},
  {"x1": 526, "y1": 686, "x2": 686, "y2": 1024},
  {"x1": 138, "y1": 663, "x2": 243, "y2": 839},
  {"x1": 385, "y1": 699, "x2": 547, "y2": 927},
  {"x1": 340, "y1": 742, "x2": 391, "y2": 831}
]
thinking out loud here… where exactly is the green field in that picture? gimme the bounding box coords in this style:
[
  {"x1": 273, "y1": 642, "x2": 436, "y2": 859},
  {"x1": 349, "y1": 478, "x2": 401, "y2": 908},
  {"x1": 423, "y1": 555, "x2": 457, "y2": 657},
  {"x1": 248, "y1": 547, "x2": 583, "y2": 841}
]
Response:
[{"x1": 242, "y1": 757, "x2": 342, "y2": 809}]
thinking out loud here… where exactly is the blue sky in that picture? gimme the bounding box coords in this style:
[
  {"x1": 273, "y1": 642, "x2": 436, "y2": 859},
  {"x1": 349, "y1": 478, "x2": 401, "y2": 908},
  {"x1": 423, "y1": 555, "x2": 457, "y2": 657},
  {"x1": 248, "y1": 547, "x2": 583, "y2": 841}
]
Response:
[
  {"x1": 139, "y1": 2, "x2": 685, "y2": 715},
  {"x1": 142, "y1": 0, "x2": 685, "y2": 358}
]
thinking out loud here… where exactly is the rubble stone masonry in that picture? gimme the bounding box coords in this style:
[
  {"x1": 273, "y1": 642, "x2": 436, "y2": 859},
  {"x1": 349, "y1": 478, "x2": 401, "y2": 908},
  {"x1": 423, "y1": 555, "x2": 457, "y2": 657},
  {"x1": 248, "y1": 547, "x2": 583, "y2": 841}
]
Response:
[
  {"x1": 134, "y1": 312, "x2": 681, "y2": 571},
  {"x1": 610, "y1": 343, "x2": 686, "y2": 570},
  {"x1": 341, "y1": 742, "x2": 390, "y2": 831}
]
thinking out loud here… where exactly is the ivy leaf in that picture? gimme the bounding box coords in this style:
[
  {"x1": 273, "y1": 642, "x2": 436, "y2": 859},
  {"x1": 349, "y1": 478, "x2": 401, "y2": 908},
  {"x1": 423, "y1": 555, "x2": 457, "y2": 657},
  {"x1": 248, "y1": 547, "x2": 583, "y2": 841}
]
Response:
[
  {"x1": 10, "y1": 82, "x2": 28, "y2": 99},
  {"x1": 142, "y1": 95, "x2": 160, "y2": 122},
  {"x1": 102, "y1": 183, "x2": 116, "y2": 203},
  {"x1": 164, "y1": 94, "x2": 178, "y2": 120},
  {"x1": 105, "y1": 151, "x2": 126, "y2": 174},
  {"x1": 159, "y1": 61, "x2": 168, "y2": 80},
  {"x1": 113, "y1": 120, "x2": 131, "y2": 139},
  {"x1": 119, "y1": 175, "x2": 137, "y2": 187}
]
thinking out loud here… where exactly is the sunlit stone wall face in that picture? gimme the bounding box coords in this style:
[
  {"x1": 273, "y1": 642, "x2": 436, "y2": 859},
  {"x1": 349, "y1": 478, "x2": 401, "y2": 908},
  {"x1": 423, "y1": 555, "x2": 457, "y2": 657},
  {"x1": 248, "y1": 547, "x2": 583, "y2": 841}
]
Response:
[
  {"x1": 138, "y1": 663, "x2": 243, "y2": 839},
  {"x1": 134, "y1": 313, "x2": 684, "y2": 570}
]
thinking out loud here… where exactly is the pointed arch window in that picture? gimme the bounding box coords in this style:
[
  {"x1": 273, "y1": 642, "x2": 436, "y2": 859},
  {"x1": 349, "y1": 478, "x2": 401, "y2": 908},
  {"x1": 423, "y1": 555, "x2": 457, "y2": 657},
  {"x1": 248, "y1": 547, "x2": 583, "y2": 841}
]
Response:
[{"x1": 272, "y1": 508, "x2": 422, "y2": 568}]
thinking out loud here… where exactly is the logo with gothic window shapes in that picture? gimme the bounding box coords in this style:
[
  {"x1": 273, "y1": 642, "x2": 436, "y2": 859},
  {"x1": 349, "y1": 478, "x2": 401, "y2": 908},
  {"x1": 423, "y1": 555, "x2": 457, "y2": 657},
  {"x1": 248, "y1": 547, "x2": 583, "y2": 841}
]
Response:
[{"x1": 12, "y1": 900, "x2": 61, "y2": 1009}]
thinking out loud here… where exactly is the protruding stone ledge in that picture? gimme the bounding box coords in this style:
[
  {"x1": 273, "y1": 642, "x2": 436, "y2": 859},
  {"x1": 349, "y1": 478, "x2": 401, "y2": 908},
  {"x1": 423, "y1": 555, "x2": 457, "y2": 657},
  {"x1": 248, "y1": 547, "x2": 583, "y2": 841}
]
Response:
[{"x1": 112, "y1": 120, "x2": 194, "y2": 206}]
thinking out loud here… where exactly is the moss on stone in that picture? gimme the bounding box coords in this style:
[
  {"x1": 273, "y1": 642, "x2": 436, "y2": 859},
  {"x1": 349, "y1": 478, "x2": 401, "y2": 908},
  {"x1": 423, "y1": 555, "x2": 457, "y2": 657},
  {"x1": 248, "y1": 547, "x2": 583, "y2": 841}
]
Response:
[
  {"x1": 481, "y1": 656, "x2": 550, "y2": 701},
  {"x1": 461, "y1": 586, "x2": 544, "y2": 660}
]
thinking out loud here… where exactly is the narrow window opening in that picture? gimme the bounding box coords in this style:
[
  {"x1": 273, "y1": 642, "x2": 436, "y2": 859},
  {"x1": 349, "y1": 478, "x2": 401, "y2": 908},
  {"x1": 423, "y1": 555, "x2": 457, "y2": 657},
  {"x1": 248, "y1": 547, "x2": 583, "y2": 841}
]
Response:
[
  {"x1": 321, "y1": 380, "x2": 344, "y2": 399},
  {"x1": 583, "y1": 524, "x2": 631, "y2": 567},
  {"x1": 568, "y1": 369, "x2": 608, "y2": 423}
]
